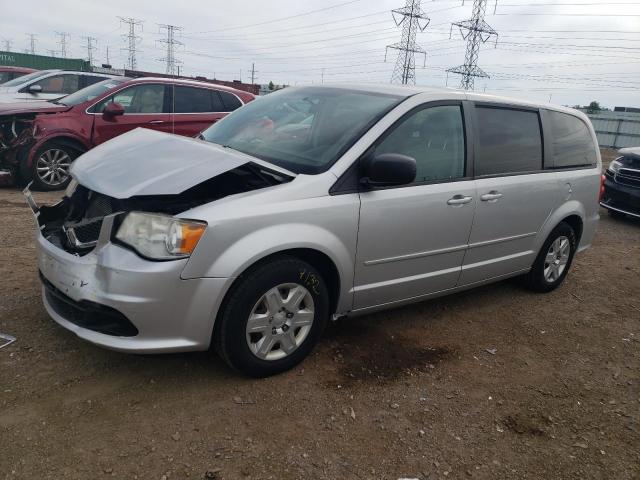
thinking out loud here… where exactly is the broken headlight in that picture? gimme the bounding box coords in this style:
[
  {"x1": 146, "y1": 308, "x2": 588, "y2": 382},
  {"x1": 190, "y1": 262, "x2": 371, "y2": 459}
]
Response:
[{"x1": 115, "y1": 211, "x2": 207, "y2": 260}]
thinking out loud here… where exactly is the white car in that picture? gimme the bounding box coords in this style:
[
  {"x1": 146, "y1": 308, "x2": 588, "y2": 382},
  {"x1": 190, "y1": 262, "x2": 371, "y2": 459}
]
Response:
[{"x1": 0, "y1": 70, "x2": 115, "y2": 103}]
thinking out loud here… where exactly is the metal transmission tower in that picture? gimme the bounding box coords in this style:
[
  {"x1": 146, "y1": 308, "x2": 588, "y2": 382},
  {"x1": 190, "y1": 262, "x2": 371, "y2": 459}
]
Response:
[
  {"x1": 385, "y1": 0, "x2": 430, "y2": 85},
  {"x1": 446, "y1": 0, "x2": 498, "y2": 90},
  {"x1": 26, "y1": 33, "x2": 37, "y2": 54},
  {"x1": 3, "y1": 39, "x2": 12, "y2": 52},
  {"x1": 82, "y1": 36, "x2": 97, "y2": 65},
  {"x1": 249, "y1": 62, "x2": 258, "y2": 84},
  {"x1": 119, "y1": 17, "x2": 143, "y2": 70},
  {"x1": 56, "y1": 32, "x2": 70, "y2": 58},
  {"x1": 158, "y1": 24, "x2": 183, "y2": 76}
]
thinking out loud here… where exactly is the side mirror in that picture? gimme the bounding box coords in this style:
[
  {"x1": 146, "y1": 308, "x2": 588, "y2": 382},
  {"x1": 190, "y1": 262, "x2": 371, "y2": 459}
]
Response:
[
  {"x1": 102, "y1": 102, "x2": 125, "y2": 118},
  {"x1": 28, "y1": 84, "x2": 43, "y2": 93},
  {"x1": 361, "y1": 153, "x2": 416, "y2": 188}
]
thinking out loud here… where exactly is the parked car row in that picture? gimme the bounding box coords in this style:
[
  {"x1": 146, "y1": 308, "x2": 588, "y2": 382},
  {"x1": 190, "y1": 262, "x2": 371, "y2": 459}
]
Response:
[
  {"x1": 26, "y1": 84, "x2": 603, "y2": 376},
  {"x1": 0, "y1": 76, "x2": 254, "y2": 189}
]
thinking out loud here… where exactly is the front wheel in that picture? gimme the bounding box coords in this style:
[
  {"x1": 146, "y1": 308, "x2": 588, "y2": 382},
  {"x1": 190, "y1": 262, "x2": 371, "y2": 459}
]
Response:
[
  {"x1": 214, "y1": 256, "x2": 329, "y2": 377},
  {"x1": 27, "y1": 141, "x2": 82, "y2": 191},
  {"x1": 524, "y1": 222, "x2": 577, "y2": 293}
]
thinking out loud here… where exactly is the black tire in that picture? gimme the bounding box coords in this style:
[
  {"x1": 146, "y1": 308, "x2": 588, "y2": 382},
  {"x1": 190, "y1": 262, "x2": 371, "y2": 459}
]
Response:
[
  {"x1": 524, "y1": 221, "x2": 577, "y2": 293},
  {"x1": 23, "y1": 141, "x2": 83, "y2": 191},
  {"x1": 214, "y1": 256, "x2": 329, "y2": 377}
]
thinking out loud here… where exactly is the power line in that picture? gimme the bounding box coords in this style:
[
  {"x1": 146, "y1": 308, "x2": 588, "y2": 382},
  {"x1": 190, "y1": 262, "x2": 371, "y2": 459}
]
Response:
[
  {"x1": 82, "y1": 36, "x2": 97, "y2": 65},
  {"x1": 55, "y1": 32, "x2": 70, "y2": 58},
  {"x1": 385, "y1": 0, "x2": 430, "y2": 84},
  {"x1": 119, "y1": 16, "x2": 144, "y2": 70},
  {"x1": 447, "y1": 0, "x2": 498, "y2": 90},
  {"x1": 158, "y1": 24, "x2": 183, "y2": 76},
  {"x1": 25, "y1": 33, "x2": 37, "y2": 55}
]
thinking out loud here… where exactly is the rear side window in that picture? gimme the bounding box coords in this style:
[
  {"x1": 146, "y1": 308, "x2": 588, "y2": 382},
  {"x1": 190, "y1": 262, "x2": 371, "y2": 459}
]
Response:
[
  {"x1": 174, "y1": 86, "x2": 214, "y2": 113},
  {"x1": 82, "y1": 75, "x2": 107, "y2": 88},
  {"x1": 547, "y1": 111, "x2": 597, "y2": 168},
  {"x1": 219, "y1": 91, "x2": 242, "y2": 111},
  {"x1": 475, "y1": 106, "x2": 543, "y2": 176}
]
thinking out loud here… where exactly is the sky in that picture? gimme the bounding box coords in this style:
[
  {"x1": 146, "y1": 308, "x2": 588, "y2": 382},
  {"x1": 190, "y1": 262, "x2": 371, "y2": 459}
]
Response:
[{"x1": 2, "y1": 0, "x2": 639, "y2": 108}]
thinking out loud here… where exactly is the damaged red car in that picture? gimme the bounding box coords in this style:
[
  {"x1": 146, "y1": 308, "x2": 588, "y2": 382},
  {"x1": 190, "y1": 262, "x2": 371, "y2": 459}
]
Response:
[{"x1": 0, "y1": 77, "x2": 254, "y2": 190}]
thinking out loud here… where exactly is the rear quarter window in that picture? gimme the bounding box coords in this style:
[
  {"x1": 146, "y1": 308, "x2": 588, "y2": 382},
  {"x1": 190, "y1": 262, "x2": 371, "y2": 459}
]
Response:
[
  {"x1": 219, "y1": 91, "x2": 242, "y2": 111},
  {"x1": 475, "y1": 106, "x2": 543, "y2": 176},
  {"x1": 547, "y1": 110, "x2": 597, "y2": 168}
]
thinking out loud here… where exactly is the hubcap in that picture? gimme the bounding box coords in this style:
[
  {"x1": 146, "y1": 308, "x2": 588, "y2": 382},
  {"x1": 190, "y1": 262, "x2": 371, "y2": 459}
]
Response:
[
  {"x1": 543, "y1": 235, "x2": 570, "y2": 283},
  {"x1": 36, "y1": 149, "x2": 71, "y2": 186},
  {"x1": 246, "y1": 283, "x2": 315, "y2": 361}
]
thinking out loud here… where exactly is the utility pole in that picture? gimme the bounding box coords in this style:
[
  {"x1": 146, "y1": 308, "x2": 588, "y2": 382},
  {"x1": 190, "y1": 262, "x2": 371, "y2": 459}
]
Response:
[
  {"x1": 157, "y1": 24, "x2": 183, "y2": 76},
  {"x1": 3, "y1": 39, "x2": 12, "y2": 52},
  {"x1": 385, "y1": 0, "x2": 430, "y2": 85},
  {"x1": 446, "y1": 0, "x2": 498, "y2": 91},
  {"x1": 82, "y1": 36, "x2": 97, "y2": 65},
  {"x1": 249, "y1": 62, "x2": 258, "y2": 84},
  {"x1": 118, "y1": 16, "x2": 144, "y2": 70},
  {"x1": 26, "y1": 33, "x2": 37, "y2": 54},
  {"x1": 321, "y1": 68, "x2": 325, "y2": 84},
  {"x1": 55, "y1": 31, "x2": 70, "y2": 58},
  {"x1": 105, "y1": 45, "x2": 110, "y2": 65}
]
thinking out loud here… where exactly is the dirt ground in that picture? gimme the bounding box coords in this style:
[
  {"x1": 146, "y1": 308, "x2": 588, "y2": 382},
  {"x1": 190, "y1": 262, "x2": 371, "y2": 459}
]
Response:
[{"x1": 1, "y1": 149, "x2": 639, "y2": 480}]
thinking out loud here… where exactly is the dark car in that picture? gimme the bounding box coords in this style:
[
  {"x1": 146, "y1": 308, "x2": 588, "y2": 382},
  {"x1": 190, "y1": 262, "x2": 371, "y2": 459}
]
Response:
[
  {"x1": 0, "y1": 66, "x2": 38, "y2": 84},
  {"x1": 600, "y1": 147, "x2": 640, "y2": 219},
  {"x1": 0, "y1": 77, "x2": 255, "y2": 190}
]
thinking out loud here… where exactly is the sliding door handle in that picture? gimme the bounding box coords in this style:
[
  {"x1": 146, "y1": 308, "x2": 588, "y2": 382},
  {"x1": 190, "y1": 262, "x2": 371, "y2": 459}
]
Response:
[
  {"x1": 447, "y1": 195, "x2": 473, "y2": 206},
  {"x1": 480, "y1": 191, "x2": 503, "y2": 202}
]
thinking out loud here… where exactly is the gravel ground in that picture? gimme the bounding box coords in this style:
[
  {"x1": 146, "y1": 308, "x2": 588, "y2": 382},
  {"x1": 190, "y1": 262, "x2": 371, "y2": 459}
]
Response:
[{"x1": 1, "y1": 148, "x2": 638, "y2": 479}]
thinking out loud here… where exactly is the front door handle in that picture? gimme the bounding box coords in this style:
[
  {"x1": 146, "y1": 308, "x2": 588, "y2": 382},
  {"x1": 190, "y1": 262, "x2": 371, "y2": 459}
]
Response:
[
  {"x1": 480, "y1": 191, "x2": 503, "y2": 202},
  {"x1": 447, "y1": 195, "x2": 473, "y2": 206},
  {"x1": 148, "y1": 120, "x2": 164, "y2": 124}
]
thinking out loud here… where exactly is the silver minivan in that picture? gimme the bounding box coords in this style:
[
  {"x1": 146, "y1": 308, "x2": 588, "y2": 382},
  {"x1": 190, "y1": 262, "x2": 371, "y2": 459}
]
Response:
[{"x1": 28, "y1": 85, "x2": 601, "y2": 376}]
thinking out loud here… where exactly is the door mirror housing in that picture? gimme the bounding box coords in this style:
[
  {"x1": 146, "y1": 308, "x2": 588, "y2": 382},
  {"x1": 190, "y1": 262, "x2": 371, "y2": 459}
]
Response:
[
  {"x1": 102, "y1": 102, "x2": 125, "y2": 118},
  {"x1": 28, "y1": 84, "x2": 42, "y2": 94},
  {"x1": 360, "y1": 153, "x2": 416, "y2": 188}
]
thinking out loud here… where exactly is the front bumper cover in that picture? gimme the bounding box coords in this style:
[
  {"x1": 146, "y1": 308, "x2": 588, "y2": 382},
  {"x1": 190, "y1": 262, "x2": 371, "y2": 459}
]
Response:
[{"x1": 27, "y1": 189, "x2": 231, "y2": 353}]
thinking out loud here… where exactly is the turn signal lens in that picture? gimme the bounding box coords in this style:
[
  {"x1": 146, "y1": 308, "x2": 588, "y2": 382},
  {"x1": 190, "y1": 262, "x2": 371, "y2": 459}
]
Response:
[{"x1": 599, "y1": 174, "x2": 606, "y2": 202}]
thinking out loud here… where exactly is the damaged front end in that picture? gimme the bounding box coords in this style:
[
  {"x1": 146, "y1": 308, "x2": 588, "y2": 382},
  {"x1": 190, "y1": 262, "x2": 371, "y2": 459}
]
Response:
[
  {"x1": 0, "y1": 114, "x2": 37, "y2": 186},
  {"x1": 27, "y1": 162, "x2": 292, "y2": 258}
]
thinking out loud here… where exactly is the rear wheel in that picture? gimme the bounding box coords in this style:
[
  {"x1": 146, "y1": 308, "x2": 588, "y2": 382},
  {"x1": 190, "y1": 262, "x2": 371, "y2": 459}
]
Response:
[
  {"x1": 214, "y1": 256, "x2": 329, "y2": 377},
  {"x1": 524, "y1": 222, "x2": 576, "y2": 293},
  {"x1": 26, "y1": 141, "x2": 83, "y2": 191}
]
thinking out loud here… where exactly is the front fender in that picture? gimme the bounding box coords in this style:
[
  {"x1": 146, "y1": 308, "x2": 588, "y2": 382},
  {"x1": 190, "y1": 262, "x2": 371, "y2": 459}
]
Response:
[
  {"x1": 182, "y1": 222, "x2": 356, "y2": 314},
  {"x1": 26, "y1": 118, "x2": 93, "y2": 168}
]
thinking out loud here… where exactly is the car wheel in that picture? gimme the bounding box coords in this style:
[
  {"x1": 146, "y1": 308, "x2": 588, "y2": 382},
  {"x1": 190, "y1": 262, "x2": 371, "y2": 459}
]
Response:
[
  {"x1": 524, "y1": 222, "x2": 577, "y2": 293},
  {"x1": 214, "y1": 256, "x2": 329, "y2": 377},
  {"x1": 27, "y1": 142, "x2": 81, "y2": 191}
]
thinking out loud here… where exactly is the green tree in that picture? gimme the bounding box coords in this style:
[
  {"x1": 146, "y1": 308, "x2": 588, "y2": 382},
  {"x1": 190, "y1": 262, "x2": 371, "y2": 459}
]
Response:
[
  {"x1": 268, "y1": 81, "x2": 275, "y2": 91},
  {"x1": 586, "y1": 101, "x2": 601, "y2": 114}
]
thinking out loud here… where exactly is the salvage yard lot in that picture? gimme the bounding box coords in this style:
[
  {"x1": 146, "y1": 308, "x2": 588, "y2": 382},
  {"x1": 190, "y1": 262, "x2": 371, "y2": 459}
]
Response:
[{"x1": 1, "y1": 150, "x2": 639, "y2": 479}]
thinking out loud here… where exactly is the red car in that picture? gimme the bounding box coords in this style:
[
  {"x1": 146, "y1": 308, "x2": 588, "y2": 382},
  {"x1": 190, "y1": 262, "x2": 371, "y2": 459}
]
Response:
[
  {"x1": 0, "y1": 77, "x2": 254, "y2": 190},
  {"x1": 0, "y1": 66, "x2": 37, "y2": 84}
]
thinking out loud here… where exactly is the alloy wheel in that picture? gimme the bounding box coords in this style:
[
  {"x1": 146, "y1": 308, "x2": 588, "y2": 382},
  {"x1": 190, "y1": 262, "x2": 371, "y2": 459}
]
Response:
[
  {"x1": 36, "y1": 148, "x2": 71, "y2": 187},
  {"x1": 543, "y1": 235, "x2": 570, "y2": 283},
  {"x1": 245, "y1": 283, "x2": 315, "y2": 361}
]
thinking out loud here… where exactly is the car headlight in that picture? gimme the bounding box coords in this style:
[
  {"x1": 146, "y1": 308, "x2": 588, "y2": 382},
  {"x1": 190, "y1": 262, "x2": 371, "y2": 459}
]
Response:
[
  {"x1": 115, "y1": 211, "x2": 207, "y2": 260},
  {"x1": 608, "y1": 159, "x2": 622, "y2": 174}
]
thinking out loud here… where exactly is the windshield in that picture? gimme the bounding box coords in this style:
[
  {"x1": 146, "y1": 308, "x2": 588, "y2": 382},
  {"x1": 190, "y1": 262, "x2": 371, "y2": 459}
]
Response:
[
  {"x1": 58, "y1": 78, "x2": 128, "y2": 106},
  {"x1": 1, "y1": 70, "x2": 55, "y2": 88},
  {"x1": 201, "y1": 87, "x2": 403, "y2": 174}
]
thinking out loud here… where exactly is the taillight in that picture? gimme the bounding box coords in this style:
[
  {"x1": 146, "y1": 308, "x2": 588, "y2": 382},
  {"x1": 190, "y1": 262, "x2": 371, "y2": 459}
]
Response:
[{"x1": 599, "y1": 174, "x2": 606, "y2": 201}]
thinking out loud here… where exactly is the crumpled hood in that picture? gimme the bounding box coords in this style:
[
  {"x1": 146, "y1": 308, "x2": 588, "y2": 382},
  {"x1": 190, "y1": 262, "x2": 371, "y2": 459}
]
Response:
[
  {"x1": 71, "y1": 128, "x2": 294, "y2": 199},
  {"x1": 0, "y1": 100, "x2": 70, "y2": 116}
]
